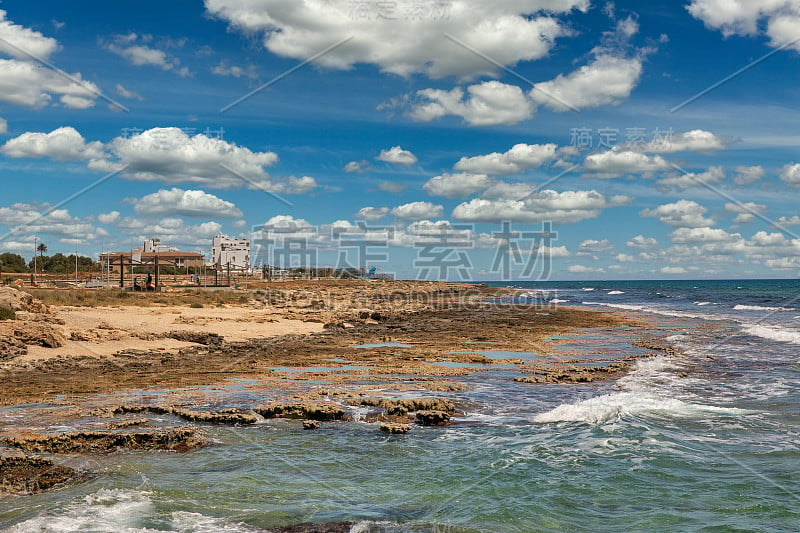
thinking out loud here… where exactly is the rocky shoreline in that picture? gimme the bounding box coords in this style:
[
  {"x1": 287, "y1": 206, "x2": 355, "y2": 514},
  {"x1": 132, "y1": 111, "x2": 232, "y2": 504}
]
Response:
[{"x1": 1, "y1": 280, "x2": 677, "y2": 507}]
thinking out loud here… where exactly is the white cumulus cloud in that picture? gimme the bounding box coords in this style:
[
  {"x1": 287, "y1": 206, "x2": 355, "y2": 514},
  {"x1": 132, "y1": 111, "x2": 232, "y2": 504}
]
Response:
[
  {"x1": 454, "y1": 144, "x2": 558, "y2": 175},
  {"x1": 584, "y1": 148, "x2": 670, "y2": 177},
  {"x1": 640, "y1": 200, "x2": 714, "y2": 228},
  {"x1": 377, "y1": 146, "x2": 418, "y2": 166},
  {"x1": 1, "y1": 127, "x2": 105, "y2": 161},
  {"x1": 779, "y1": 162, "x2": 800, "y2": 186},
  {"x1": 356, "y1": 206, "x2": 390, "y2": 221},
  {"x1": 410, "y1": 81, "x2": 536, "y2": 126},
  {"x1": 643, "y1": 129, "x2": 728, "y2": 153},
  {"x1": 423, "y1": 173, "x2": 490, "y2": 198},
  {"x1": 452, "y1": 189, "x2": 630, "y2": 224},
  {"x1": 0, "y1": 58, "x2": 100, "y2": 109},
  {"x1": 391, "y1": 201, "x2": 444, "y2": 221},
  {"x1": 133, "y1": 188, "x2": 243, "y2": 218},
  {"x1": 205, "y1": 0, "x2": 588, "y2": 79}
]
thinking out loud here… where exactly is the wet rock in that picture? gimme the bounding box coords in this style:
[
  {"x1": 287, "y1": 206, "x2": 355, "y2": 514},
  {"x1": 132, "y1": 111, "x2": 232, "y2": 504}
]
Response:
[
  {"x1": 112, "y1": 405, "x2": 172, "y2": 415},
  {"x1": 269, "y1": 522, "x2": 357, "y2": 533},
  {"x1": 415, "y1": 410, "x2": 451, "y2": 426},
  {"x1": 379, "y1": 423, "x2": 410, "y2": 434},
  {"x1": 170, "y1": 407, "x2": 258, "y2": 425},
  {"x1": 106, "y1": 418, "x2": 150, "y2": 430},
  {"x1": 255, "y1": 401, "x2": 345, "y2": 421},
  {"x1": 302, "y1": 420, "x2": 320, "y2": 430},
  {"x1": 0, "y1": 456, "x2": 85, "y2": 495},
  {"x1": 346, "y1": 397, "x2": 456, "y2": 414},
  {"x1": 111, "y1": 405, "x2": 258, "y2": 425},
  {"x1": 166, "y1": 330, "x2": 224, "y2": 346},
  {"x1": 0, "y1": 428, "x2": 209, "y2": 453}
]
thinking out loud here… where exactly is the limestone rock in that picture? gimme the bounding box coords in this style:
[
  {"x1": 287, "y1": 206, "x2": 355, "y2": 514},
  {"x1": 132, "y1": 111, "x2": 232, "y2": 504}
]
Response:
[
  {"x1": 0, "y1": 428, "x2": 209, "y2": 453},
  {"x1": 415, "y1": 410, "x2": 451, "y2": 426},
  {"x1": 379, "y1": 423, "x2": 410, "y2": 434},
  {"x1": 0, "y1": 456, "x2": 84, "y2": 495},
  {"x1": 166, "y1": 330, "x2": 224, "y2": 346},
  {"x1": 3, "y1": 321, "x2": 66, "y2": 348},
  {"x1": 254, "y1": 401, "x2": 345, "y2": 421},
  {"x1": 0, "y1": 334, "x2": 27, "y2": 360},
  {"x1": 0, "y1": 287, "x2": 49, "y2": 314},
  {"x1": 303, "y1": 420, "x2": 320, "y2": 430}
]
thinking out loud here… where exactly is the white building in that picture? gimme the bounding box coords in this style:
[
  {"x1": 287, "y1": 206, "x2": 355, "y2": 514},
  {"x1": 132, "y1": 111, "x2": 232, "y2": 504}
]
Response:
[
  {"x1": 142, "y1": 238, "x2": 178, "y2": 254},
  {"x1": 211, "y1": 234, "x2": 251, "y2": 270}
]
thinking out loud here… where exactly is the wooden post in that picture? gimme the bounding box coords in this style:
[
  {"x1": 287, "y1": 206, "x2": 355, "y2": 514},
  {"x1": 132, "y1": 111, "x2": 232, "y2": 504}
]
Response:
[
  {"x1": 154, "y1": 255, "x2": 160, "y2": 290},
  {"x1": 119, "y1": 256, "x2": 124, "y2": 288}
]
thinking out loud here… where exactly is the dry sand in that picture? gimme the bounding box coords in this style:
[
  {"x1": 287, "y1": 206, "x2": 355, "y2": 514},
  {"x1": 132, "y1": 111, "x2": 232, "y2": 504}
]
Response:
[{"x1": 22, "y1": 305, "x2": 324, "y2": 361}]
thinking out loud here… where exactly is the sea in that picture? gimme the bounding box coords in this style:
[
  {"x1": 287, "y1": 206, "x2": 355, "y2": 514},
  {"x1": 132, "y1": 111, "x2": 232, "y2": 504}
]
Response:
[{"x1": 1, "y1": 279, "x2": 799, "y2": 532}]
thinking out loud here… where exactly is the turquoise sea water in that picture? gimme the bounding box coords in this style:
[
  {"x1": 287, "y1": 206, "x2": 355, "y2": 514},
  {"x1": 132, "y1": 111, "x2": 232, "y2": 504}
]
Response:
[{"x1": 2, "y1": 280, "x2": 799, "y2": 532}]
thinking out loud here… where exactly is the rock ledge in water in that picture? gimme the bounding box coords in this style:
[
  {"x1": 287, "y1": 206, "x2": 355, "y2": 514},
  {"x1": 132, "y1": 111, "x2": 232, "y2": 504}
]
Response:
[
  {"x1": 255, "y1": 402, "x2": 345, "y2": 421},
  {"x1": 0, "y1": 456, "x2": 85, "y2": 494}
]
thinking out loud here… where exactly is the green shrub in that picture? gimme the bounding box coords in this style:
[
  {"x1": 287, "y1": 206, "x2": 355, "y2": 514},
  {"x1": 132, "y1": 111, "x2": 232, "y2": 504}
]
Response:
[{"x1": 0, "y1": 307, "x2": 16, "y2": 321}]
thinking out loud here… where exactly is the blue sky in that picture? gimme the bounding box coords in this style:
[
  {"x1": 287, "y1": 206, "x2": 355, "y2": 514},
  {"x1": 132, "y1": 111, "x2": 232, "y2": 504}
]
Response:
[{"x1": 1, "y1": 0, "x2": 799, "y2": 280}]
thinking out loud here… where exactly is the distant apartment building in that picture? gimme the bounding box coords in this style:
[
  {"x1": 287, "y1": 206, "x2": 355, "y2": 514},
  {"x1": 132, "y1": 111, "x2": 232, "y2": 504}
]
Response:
[
  {"x1": 211, "y1": 234, "x2": 251, "y2": 270},
  {"x1": 141, "y1": 238, "x2": 178, "y2": 254},
  {"x1": 100, "y1": 239, "x2": 204, "y2": 272}
]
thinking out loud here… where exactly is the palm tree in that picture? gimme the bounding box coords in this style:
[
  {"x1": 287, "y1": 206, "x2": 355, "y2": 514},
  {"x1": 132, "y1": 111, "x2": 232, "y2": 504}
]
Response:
[{"x1": 37, "y1": 243, "x2": 47, "y2": 258}]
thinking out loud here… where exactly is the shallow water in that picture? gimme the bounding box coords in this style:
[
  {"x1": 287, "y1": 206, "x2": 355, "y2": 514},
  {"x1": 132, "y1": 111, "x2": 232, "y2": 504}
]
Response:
[{"x1": 2, "y1": 280, "x2": 800, "y2": 531}]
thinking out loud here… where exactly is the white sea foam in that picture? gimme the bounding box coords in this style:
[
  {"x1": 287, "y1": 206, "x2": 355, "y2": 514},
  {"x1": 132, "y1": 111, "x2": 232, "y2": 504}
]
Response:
[
  {"x1": 581, "y1": 301, "x2": 723, "y2": 320},
  {"x1": 532, "y1": 391, "x2": 748, "y2": 425},
  {"x1": 733, "y1": 304, "x2": 795, "y2": 312},
  {"x1": 6, "y1": 489, "x2": 266, "y2": 533},
  {"x1": 581, "y1": 288, "x2": 595, "y2": 291},
  {"x1": 694, "y1": 301, "x2": 714, "y2": 306},
  {"x1": 607, "y1": 290, "x2": 625, "y2": 295},
  {"x1": 742, "y1": 324, "x2": 800, "y2": 344},
  {"x1": 6, "y1": 489, "x2": 156, "y2": 533},
  {"x1": 170, "y1": 511, "x2": 262, "y2": 532},
  {"x1": 550, "y1": 298, "x2": 570, "y2": 303}
]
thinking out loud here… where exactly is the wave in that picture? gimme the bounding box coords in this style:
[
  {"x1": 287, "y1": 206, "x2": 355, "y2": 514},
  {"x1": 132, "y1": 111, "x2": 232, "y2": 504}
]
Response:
[
  {"x1": 742, "y1": 324, "x2": 800, "y2": 344},
  {"x1": 532, "y1": 391, "x2": 749, "y2": 425},
  {"x1": 581, "y1": 288, "x2": 595, "y2": 291},
  {"x1": 733, "y1": 304, "x2": 796, "y2": 312},
  {"x1": 550, "y1": 298, "x2": 570, "y2": 303},
  {"x1": 607, "y1": 291, "x2": 625, "y2": 295},
  {"x1": 693, "y1": 301, "x2": 715, "y2": 306},
  {"x1": 580, "y1": 302, "x2": 723, "y2": 320},
  {"x1": 5, "y1": 489, "x2": 262, "y2": 533}
]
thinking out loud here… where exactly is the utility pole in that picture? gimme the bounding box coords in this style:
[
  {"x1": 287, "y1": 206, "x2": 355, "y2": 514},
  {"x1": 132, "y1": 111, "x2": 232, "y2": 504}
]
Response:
[{"x1": 33, "y1": 237, "x2": 37, "y2": 285}]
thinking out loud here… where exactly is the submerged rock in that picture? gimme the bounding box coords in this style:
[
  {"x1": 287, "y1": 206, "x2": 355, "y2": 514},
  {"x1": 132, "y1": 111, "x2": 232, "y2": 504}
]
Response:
[
  {"x1": 302, "y1": 420, "x2": 320, "y2": 430},
  {"x1": 415, "y1": 410, "x2": 451, "y2": 426},
  {"x1": 269, "y1": 522, "x2": 358, "y2": 533},
  {"x1": 111, "y1": 405, "x2": 258, "y2": 425},
  {"x1": 0, "y1": 456, "x2": 85, "y2": 495},
  {"x1": 0, "y1": 428, "x2": 209, "y2": 453},
  {"x1": 255, "y1": 401, "x2": 345, "y2": 421}
]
